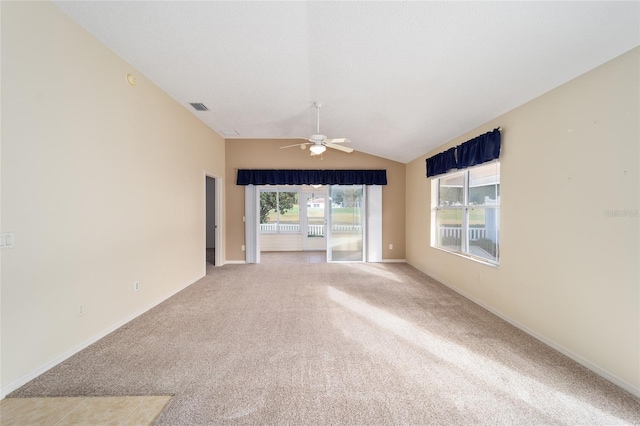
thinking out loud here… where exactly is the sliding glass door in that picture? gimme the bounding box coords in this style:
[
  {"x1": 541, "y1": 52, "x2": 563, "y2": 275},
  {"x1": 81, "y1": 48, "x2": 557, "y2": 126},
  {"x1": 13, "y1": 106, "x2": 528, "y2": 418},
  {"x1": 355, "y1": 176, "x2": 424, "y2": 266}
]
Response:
[
  {"x1": 302, "y1": 191, "x2": 327, "y2": 251},
  {"x1": 327, "y1": 185, "x2": 365, "y2": 262}
]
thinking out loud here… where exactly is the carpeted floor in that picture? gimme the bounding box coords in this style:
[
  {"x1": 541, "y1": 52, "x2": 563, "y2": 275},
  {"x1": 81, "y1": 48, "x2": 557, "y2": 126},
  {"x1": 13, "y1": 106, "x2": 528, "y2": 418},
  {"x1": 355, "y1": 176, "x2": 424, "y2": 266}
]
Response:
[{"x1": 8, "y1": 255, "x2": 640, "y2": 424}]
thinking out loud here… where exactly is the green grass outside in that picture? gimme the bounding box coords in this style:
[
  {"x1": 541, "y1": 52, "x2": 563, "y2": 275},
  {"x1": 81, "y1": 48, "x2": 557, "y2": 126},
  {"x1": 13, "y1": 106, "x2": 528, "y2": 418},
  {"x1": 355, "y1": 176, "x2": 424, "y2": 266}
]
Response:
[
  {"x1": 438, "y1": 209, "x2": 487, "y2": 226},
  {"x1": 266, "y1": 205, "x2": 361, "y2": 225}
]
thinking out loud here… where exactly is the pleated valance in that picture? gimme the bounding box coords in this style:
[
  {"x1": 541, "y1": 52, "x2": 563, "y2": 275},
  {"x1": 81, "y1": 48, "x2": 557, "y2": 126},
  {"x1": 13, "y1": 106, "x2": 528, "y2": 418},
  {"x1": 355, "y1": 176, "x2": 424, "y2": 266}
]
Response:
[
  {"x1": 425, "y1": 147, "x2": 458, "y2": 178},
  {"x1": 236, "y1": 169, "x2": 387, "y2": 185},
  {"x1": 426, "y1": 128, "x2": 501, "y2": 177}
]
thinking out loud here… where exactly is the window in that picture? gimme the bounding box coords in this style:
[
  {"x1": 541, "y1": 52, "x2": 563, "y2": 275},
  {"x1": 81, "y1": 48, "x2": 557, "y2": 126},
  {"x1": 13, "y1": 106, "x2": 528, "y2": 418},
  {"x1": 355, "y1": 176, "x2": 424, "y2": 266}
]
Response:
[
  {"x1": 259, "y1": 189, "x2": 300, "y2": 233},
  {"x1": 432, "y1": 162, "x2": 500, "y2": 264}
]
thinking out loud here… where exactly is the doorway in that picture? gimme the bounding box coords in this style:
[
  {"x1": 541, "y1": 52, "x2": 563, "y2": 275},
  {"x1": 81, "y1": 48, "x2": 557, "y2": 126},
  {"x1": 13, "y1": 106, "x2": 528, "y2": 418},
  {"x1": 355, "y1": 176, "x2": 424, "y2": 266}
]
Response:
[
  {"x1": 327, "y1": 185, "x2": 365, "y2": 262},
  {"x1": 302, "y1": 188, "x2": 327, "y2": 251},
  {"x1": 205, "y1": 175, "x2": 221, "y2": 266}
]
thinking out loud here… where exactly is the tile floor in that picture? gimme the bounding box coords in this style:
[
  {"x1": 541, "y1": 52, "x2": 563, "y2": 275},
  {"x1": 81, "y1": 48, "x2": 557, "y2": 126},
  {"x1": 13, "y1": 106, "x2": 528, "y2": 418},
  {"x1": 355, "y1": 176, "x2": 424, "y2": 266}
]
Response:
[{"x1": 0, "y1": 395, "x2": 172, "y2": 425}]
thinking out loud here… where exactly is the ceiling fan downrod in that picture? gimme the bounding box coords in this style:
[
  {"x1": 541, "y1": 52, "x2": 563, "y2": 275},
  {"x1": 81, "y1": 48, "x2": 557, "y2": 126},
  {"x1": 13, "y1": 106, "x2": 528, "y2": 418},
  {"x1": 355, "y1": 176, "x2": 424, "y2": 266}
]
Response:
[{"x1": 314, "y1": 101, "x2": 322, "y2": 135}]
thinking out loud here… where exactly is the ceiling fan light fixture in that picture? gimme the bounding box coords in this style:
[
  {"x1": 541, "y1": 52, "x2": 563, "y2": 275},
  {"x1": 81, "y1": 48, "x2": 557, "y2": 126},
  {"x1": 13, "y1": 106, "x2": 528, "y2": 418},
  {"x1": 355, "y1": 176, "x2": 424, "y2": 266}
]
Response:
[{"x1": 310, "y1": 145, "x2": 326, "y2": 155}]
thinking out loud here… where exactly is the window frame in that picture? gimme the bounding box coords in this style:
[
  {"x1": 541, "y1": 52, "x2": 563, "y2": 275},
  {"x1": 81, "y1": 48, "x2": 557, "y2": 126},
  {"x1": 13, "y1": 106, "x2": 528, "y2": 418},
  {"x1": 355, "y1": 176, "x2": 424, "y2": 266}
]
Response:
[{"x1": 431, "y1": 161, "x2": 500, "y2": 266}]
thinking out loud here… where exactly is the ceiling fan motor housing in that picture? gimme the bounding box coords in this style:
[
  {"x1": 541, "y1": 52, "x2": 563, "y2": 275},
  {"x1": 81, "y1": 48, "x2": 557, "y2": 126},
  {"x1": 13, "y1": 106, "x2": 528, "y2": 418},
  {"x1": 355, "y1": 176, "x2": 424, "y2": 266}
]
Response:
[{"x1": 310, "y1": 134, "x2": 327, "y2": 143}]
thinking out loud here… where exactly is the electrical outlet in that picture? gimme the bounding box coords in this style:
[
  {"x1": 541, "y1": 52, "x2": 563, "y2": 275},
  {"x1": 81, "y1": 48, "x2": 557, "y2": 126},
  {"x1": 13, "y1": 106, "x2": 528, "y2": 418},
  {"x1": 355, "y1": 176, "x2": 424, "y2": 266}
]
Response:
[
  {"x1": 389, "y1": 243, "x2": 394, "y2": 250},
  {"x1": 134, "y1": 281, "x2": 140, "y2": 291},
  {"x1": 241, "y1": 245, "x2": 245, "y2": 251},
  {"x1": 77, "y1": 304, "x2": 85, "y2": 317}
]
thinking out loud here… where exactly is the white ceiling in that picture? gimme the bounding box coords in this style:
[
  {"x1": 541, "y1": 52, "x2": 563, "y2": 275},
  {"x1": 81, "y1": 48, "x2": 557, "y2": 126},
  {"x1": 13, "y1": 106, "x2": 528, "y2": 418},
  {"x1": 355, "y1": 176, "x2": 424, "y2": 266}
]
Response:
[{"x1": 53, "y1": 1, "x2": 639, "y2": 163}]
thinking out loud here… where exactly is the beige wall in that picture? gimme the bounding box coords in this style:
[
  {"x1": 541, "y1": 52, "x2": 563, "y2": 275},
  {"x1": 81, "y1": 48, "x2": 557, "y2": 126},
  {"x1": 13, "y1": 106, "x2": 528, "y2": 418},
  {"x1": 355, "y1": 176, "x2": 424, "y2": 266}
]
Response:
[
  {"x1": 406, "y1": 47, "x2": 639, "y2": 393},
  {"x1": 1, "y1": 2, "x2": 225, "y2": 393},
  {"x1": 225, "y1": 139, "x2": 406, "y2": 261}
]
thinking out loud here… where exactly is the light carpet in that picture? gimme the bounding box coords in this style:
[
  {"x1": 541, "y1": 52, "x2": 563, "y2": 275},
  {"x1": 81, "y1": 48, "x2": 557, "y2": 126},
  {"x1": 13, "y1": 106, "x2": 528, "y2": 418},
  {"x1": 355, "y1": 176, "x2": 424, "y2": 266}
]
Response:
[{"x1": 8, "y1": 256, "x2": 640, "y2": 424}]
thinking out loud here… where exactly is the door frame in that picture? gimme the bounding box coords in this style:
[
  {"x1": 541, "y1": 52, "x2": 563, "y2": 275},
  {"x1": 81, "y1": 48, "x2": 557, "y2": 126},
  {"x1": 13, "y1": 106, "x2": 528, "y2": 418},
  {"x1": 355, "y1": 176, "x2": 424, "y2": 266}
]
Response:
[{"x1": 204, "y1": 171, "x2": 222, "y2": 268}]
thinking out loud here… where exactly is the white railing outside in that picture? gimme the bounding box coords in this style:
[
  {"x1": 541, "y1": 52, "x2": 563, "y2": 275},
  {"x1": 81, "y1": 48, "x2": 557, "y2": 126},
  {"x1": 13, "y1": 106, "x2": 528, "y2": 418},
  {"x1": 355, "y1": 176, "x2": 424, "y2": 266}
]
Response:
[
  {"x1": 260, "y1": 223, "x2": 285, "y2": 232},
  {"x1": 308, "y1": 224, "x2": 324, "y2": 236},
  {"x1": 259, "y1": 223, "x2": 362, "y2": 234},
  {"x1": 260, "y1": 223, "x2": 299, "y2": 232},
  {"x1": 440, "y1": 226, "x2": 486, "y2": 241}
]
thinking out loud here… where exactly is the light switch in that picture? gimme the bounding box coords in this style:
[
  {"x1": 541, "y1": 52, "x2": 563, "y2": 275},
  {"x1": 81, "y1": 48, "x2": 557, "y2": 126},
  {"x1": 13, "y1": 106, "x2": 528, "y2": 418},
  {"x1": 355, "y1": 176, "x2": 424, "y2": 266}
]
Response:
[{"x1": 0, "y1": 232, "x2": 15, "y2": 249}]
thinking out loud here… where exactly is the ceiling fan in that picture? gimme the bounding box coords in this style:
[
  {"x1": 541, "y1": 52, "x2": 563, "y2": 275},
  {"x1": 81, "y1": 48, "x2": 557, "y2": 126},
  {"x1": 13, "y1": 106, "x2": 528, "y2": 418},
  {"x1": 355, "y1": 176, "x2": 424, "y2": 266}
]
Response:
[{"x1": 280, "y1": 102, "x2": 353, "y2": 156}]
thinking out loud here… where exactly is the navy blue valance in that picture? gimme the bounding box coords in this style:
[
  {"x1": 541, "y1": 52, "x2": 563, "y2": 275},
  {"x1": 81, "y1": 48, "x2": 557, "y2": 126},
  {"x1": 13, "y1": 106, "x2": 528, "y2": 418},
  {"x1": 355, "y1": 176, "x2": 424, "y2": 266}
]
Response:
[
  {"x1": 425, "y1": 147, "x2": 458, "y2": 178},
  {"x1": 457, "y1": 128, "x2": 501, "y2": 168},
  {"x1": 237, "y1": 169, "x2": 387, "y2": 186},
  {"x1": 426, "y1": 128, "x2": 501, "y2": 177}
]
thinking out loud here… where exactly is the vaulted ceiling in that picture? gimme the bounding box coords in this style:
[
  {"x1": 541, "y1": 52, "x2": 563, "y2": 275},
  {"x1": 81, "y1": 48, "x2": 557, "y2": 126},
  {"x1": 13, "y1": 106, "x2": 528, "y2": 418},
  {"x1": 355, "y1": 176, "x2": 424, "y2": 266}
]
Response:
[{"x1": 53, "y1": 1, "x2": 639, "y2": 163}]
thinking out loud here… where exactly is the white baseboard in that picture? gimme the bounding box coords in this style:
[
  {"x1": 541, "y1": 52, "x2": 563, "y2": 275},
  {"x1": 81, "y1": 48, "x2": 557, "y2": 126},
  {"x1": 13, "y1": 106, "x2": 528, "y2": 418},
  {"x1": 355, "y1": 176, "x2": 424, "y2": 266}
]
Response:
[
  {"x1": 428, "y1": 272, "x2": 640, "y2": 399},
  {"x1": 223, "y1": 260, "x2": 246, "y2": 265},
  {"x1": 381, "y1": 258, "x2": 407, "y2": 263},
  {"x1": 1, "y1": 274, "x2": 203, "y2": 399}
]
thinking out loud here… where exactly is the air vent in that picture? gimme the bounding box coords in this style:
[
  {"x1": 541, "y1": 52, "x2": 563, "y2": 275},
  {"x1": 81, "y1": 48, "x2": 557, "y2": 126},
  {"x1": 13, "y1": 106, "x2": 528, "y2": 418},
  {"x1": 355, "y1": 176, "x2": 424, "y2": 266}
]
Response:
[{"x1": 189, "y1": 102, "x2": 209, "y2": 111}]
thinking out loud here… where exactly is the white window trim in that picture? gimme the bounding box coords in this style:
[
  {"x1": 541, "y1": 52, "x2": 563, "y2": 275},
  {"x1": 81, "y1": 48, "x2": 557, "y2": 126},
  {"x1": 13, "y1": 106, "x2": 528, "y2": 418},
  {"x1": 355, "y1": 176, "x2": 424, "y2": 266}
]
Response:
[{"x1": 431, "y1": 162, "x2": 500, "y2": 266}]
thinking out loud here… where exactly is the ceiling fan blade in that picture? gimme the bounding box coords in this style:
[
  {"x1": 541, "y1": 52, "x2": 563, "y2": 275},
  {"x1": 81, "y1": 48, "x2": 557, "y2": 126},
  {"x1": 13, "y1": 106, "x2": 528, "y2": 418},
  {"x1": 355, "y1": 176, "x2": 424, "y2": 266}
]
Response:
[
  {"x1": 325, "y1": 138, "x2": 350, "y2": 144},
  {"x1": 326, "y1": 143, "x2": 354, "y2": 153},
  {"x1": 280, "y1": 142, "x2": 311, "y2": 149}
]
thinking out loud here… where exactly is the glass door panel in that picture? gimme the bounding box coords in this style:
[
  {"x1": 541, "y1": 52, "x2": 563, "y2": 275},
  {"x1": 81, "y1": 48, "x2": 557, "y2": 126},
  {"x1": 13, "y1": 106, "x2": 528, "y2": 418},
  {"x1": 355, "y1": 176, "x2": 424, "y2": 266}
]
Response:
[
  {"x1": 303, "y1": 191, "x2": 327, "y2": 251},
  {"x1": 328, "y1": 185, "x2": 364, "y2": 262}
]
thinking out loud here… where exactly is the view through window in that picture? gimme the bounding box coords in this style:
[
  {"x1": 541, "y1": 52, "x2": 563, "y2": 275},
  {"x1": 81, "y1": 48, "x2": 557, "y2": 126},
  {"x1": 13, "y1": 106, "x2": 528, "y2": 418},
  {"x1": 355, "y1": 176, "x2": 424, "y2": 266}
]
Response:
[
  {"x1": 259, "y1": 190, "x2": 300, "y2": 233},
  {"x1": 433, "y1": 162, "x2": 500, "y2": 264}
]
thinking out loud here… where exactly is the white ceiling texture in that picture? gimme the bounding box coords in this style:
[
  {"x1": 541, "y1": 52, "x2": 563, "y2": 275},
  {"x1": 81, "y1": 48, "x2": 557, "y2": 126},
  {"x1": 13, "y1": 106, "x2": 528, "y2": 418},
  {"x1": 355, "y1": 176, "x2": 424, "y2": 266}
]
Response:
[{"x1": 53, "y1": 1, "x2": 639, "y2": 163}]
